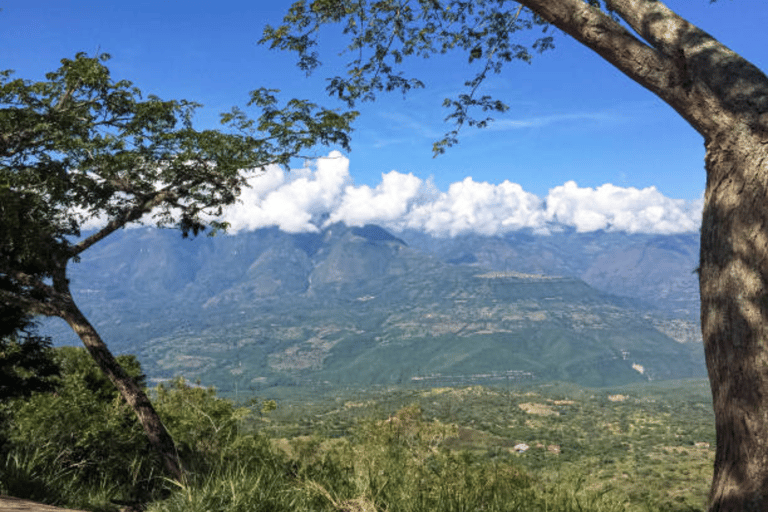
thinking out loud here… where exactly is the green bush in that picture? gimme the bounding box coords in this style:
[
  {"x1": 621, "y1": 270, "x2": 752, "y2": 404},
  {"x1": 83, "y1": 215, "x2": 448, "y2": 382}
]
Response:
[
  {"x1": 148, "y1": 399, "x2": 635, "y2": 512},
  {"x1": 152, "y1": 377, "x2": 252, "y2": 472},
  {"x1": 272, "y1": 404, "x2": 541, "y2": 512},
  {"x1": 0, "y1": 347, "x2": 157, "y2": 505},
  {"x1": 0, "y1": 349, "x2": 269, "y2": 509},
  {"x1": 0, "y1": 331, "x2": 59, "y2": 401}
]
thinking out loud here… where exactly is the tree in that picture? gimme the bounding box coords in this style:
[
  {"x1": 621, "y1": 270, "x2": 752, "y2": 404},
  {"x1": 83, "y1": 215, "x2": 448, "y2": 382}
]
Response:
[
  {"x1": 0, "y1": 53, "x2": 356, "y2": 481},
  {"x1": 0, "y1": 318, "x2": 59, "y2": 402},
  {"x1": 262, "y1": 1, "x2": 768, "y2": 510}
]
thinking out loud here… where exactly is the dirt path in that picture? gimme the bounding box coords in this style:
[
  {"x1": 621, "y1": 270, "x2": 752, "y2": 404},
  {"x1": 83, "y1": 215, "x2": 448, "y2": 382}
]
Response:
[{"x1": 0, "y1": 496, "x2": 87, "y2": 512}]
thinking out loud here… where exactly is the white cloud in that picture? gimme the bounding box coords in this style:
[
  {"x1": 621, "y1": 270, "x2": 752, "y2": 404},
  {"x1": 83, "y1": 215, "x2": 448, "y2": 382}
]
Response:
[
  {"x1": 222, "y1": 151, "x2": 351, "y2": 233},
  {"x1": 328, "y1": 170, "x2": 423, "y2": 227},
  {"x1": 398, "y1": 178, "x2": 546, "y2": 236},
  {"x1": 77, "y1": 151, "x2": 702, "y2": 236},
  {"x1": 219, "y1": 153, "x2": 701, "y2": 236},
  {"x1": 544, "y1": 181, "x2": 701, "y2": 234}
]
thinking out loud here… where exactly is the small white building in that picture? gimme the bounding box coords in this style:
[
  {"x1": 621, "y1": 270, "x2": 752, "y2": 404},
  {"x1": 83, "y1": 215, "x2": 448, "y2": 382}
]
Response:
[{"x1": 514, "y1": 443, "x2": 529, "y2": 453}]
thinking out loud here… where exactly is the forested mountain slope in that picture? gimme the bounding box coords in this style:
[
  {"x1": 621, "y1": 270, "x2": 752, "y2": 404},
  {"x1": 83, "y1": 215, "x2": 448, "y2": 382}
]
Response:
[{"x1": 42, "y1": 224, "x2": 704, "y2": 392}]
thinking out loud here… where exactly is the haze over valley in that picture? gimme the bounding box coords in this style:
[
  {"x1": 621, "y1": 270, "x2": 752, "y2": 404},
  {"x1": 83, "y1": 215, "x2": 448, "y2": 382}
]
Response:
[{"x1": 45, "y1": 209, "x2": 704, "y2": 394}]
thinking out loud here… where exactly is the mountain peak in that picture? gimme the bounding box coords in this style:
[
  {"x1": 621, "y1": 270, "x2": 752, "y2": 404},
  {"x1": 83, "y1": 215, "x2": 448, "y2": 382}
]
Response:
[{"x1": 350, "y1": 225, "x2": 408, "y2": 246}]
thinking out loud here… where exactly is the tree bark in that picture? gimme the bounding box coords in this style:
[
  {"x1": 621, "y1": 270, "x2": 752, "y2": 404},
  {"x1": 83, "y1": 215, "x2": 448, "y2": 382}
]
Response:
[
  {"x1": 56, "y1": 290, "x2": 185, "y2": 483},
  {"x1": 513, "y1": 1, "x2": 768, "y2": 509},
  {"x1": 700, "y1": 130, "x2": 768, "y2": 511}
]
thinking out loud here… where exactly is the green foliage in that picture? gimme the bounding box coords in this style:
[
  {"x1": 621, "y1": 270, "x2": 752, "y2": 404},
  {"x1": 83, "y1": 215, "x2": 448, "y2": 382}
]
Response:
[
  {"x1": 0, "y1": 278, "x2": 58, "y2": 402},
  {"x1": 153, "y1": 377, "x2": 251, "y2": 465},
  {"x1": 0, "y1": 445, "x2": 82, "y2": 505},
  {"x1": 0, "y1": 185, "x2": 68, "y2": 297},
  {"x1": 1, "y1": 347, "x2": 154, "y2": 501},
  {"x1": 52, "y1": 346, "x2": 146, "y2": 400},
  {"x1": 0, "y1": 350, "x2": 268, "y2": 508},
  {"x1": 0, "y1": 370, "x2": 714, "y2": 511},
  {"x1": 1, "y1": 50, "x2": 356, "y2": 314},
  {"x1": 262, "y1": 381, "x2": 714, "y2": 511},
  {"x1": 150, "y1": 461, "x2": 300, "y2": 512},
  {"x1": 149, "y1": 403, "x2": 541, "y2": 512},
  {"x1": 331, "y1": 404, "x2": 537, "y2": 511},
  {"x1": 0, "y1": 329, "x2": 58, "y2": 401},
  {"x1": 261, "y1": 0, "x2": 555, "y2": 153}
]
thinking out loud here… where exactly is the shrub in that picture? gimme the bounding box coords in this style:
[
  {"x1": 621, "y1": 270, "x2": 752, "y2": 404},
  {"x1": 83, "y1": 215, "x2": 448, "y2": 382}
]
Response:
[
  {"x1": 1, "y1": 347, "x2": 158, "y2": 505},
  {"x1": 0, "y1": 331, "x2": 59, "y2": 402},
  {"x1": 153, "y1": 377, "x2": 252, "y2": 471}
]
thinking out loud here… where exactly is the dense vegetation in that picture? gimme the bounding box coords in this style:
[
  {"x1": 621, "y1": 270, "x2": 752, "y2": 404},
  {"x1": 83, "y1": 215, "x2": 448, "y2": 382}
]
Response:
[{"x1": 0, "y1": 346, "x2": 714, "y2": 511}]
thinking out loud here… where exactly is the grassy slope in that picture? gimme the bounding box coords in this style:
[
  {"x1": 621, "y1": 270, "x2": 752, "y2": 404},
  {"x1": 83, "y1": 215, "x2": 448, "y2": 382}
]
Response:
[
  {"x1": 2, "y1": 377, "x2": 713, "y2": 512},
  {"x1": 252, "y1": 379, "x2": 715, "y2": 512}
]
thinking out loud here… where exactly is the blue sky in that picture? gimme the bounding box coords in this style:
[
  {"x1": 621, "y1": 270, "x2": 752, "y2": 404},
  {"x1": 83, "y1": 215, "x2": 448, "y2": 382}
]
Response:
[{"x1": 2, "y1": 1, "x2": 766, "y2": 234}]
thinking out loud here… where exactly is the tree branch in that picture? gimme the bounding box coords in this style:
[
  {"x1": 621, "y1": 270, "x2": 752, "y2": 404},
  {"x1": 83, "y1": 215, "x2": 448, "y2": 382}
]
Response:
[
  {"x1": 605, "y1": 0, "x2": 768, "y2": 126},
  {"x1": 1, "y1": 267, "x2": 56, "y2": 296},
  {"x1": 52, "y1": 82, "x2": 79, "y2": 112},
  {"x1": 517, "y1": 0, "x2": 731, "y2": 139},
  {"x1": 72, "y1": 189, "x2": 178, "y2": 256},
  {"x1": 0, "y1": 273, "x2": 66, "y2": 318}
]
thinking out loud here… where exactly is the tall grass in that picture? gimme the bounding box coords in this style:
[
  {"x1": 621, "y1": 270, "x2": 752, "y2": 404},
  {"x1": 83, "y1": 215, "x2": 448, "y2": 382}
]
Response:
[
  {"x1": 147, "y1": 404, "x2": 631, "y2": 512},
  {"x1": 0, "y1": 445, "x2": 125, "y2": 512}
]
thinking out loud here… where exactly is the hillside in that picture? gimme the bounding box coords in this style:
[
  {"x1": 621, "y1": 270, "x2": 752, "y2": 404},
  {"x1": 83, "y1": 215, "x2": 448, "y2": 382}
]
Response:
[
  {"x1": 42, "y1": 224, "x2": 706, "y2": 392},
  {"x1": 400, "y1": 229, "x2": 701, "y2": 320}
]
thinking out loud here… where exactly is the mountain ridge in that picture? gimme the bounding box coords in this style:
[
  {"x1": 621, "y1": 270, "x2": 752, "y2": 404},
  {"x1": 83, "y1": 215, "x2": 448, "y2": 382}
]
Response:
[{"x1": 41, "y1": 223, "x2": 705, "y2": 392}]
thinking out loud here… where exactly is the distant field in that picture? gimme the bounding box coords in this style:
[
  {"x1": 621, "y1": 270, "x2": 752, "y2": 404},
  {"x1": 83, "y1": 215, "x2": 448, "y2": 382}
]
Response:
[{"x1": 253, "y1": 378, "x2": 715, "y2": 512}]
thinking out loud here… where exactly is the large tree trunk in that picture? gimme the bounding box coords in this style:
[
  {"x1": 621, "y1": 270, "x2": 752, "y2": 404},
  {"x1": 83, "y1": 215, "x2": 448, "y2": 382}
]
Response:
[
  {"x1": 700, "y1": 130, "x2": 768, "y2": 511},
  {"x1": 57, "y1": 292, "x2": 185, "y2": 483},
  {"x1": 512, "y1": 2, "x2": 768, "y2": 509}
]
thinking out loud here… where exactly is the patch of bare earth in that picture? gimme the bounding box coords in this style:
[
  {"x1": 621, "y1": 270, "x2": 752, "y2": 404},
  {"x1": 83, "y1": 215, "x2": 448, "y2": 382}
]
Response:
[
  {"x1": 518, "y1": 402, "x2": 559, "y2": 416},
  {"x1": 0, "y1": 496, "x2": 86, "y2": 512}
]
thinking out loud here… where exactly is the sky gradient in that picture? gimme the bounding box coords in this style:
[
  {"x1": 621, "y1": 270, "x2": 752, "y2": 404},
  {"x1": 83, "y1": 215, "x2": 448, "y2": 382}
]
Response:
[{"x1": 3, "y1": 1, "x2": 766, "y2": 234}]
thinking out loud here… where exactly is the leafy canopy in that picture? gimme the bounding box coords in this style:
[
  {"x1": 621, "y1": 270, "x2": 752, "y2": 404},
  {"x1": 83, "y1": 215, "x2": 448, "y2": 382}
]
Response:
[
  {"x1": 0, "y1": 52, "x2": 356, "y2": 312},
  {"x1": 261, "y1": 0, "x2": 557, "y2": 154}
]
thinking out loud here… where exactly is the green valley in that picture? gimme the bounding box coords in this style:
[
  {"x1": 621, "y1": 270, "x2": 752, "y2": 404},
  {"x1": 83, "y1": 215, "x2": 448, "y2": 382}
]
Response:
[
  {"x1": 41, "y1": 224, "x2": 705, "y2": 393},
  {"x1": 1, "y1": 345, "x2": 715, "y2": 511}
]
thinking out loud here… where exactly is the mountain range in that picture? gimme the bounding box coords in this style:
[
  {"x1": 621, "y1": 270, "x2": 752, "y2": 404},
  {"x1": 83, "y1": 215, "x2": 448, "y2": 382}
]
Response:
[{"x1": 41, "y1": 223, "x2": 706, "y2": 393}]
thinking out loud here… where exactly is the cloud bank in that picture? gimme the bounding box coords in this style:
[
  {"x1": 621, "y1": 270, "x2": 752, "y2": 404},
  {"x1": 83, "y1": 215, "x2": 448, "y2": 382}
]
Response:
[{"x1": 215, "y1": 151, "x2": 701, "y2": 236}]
